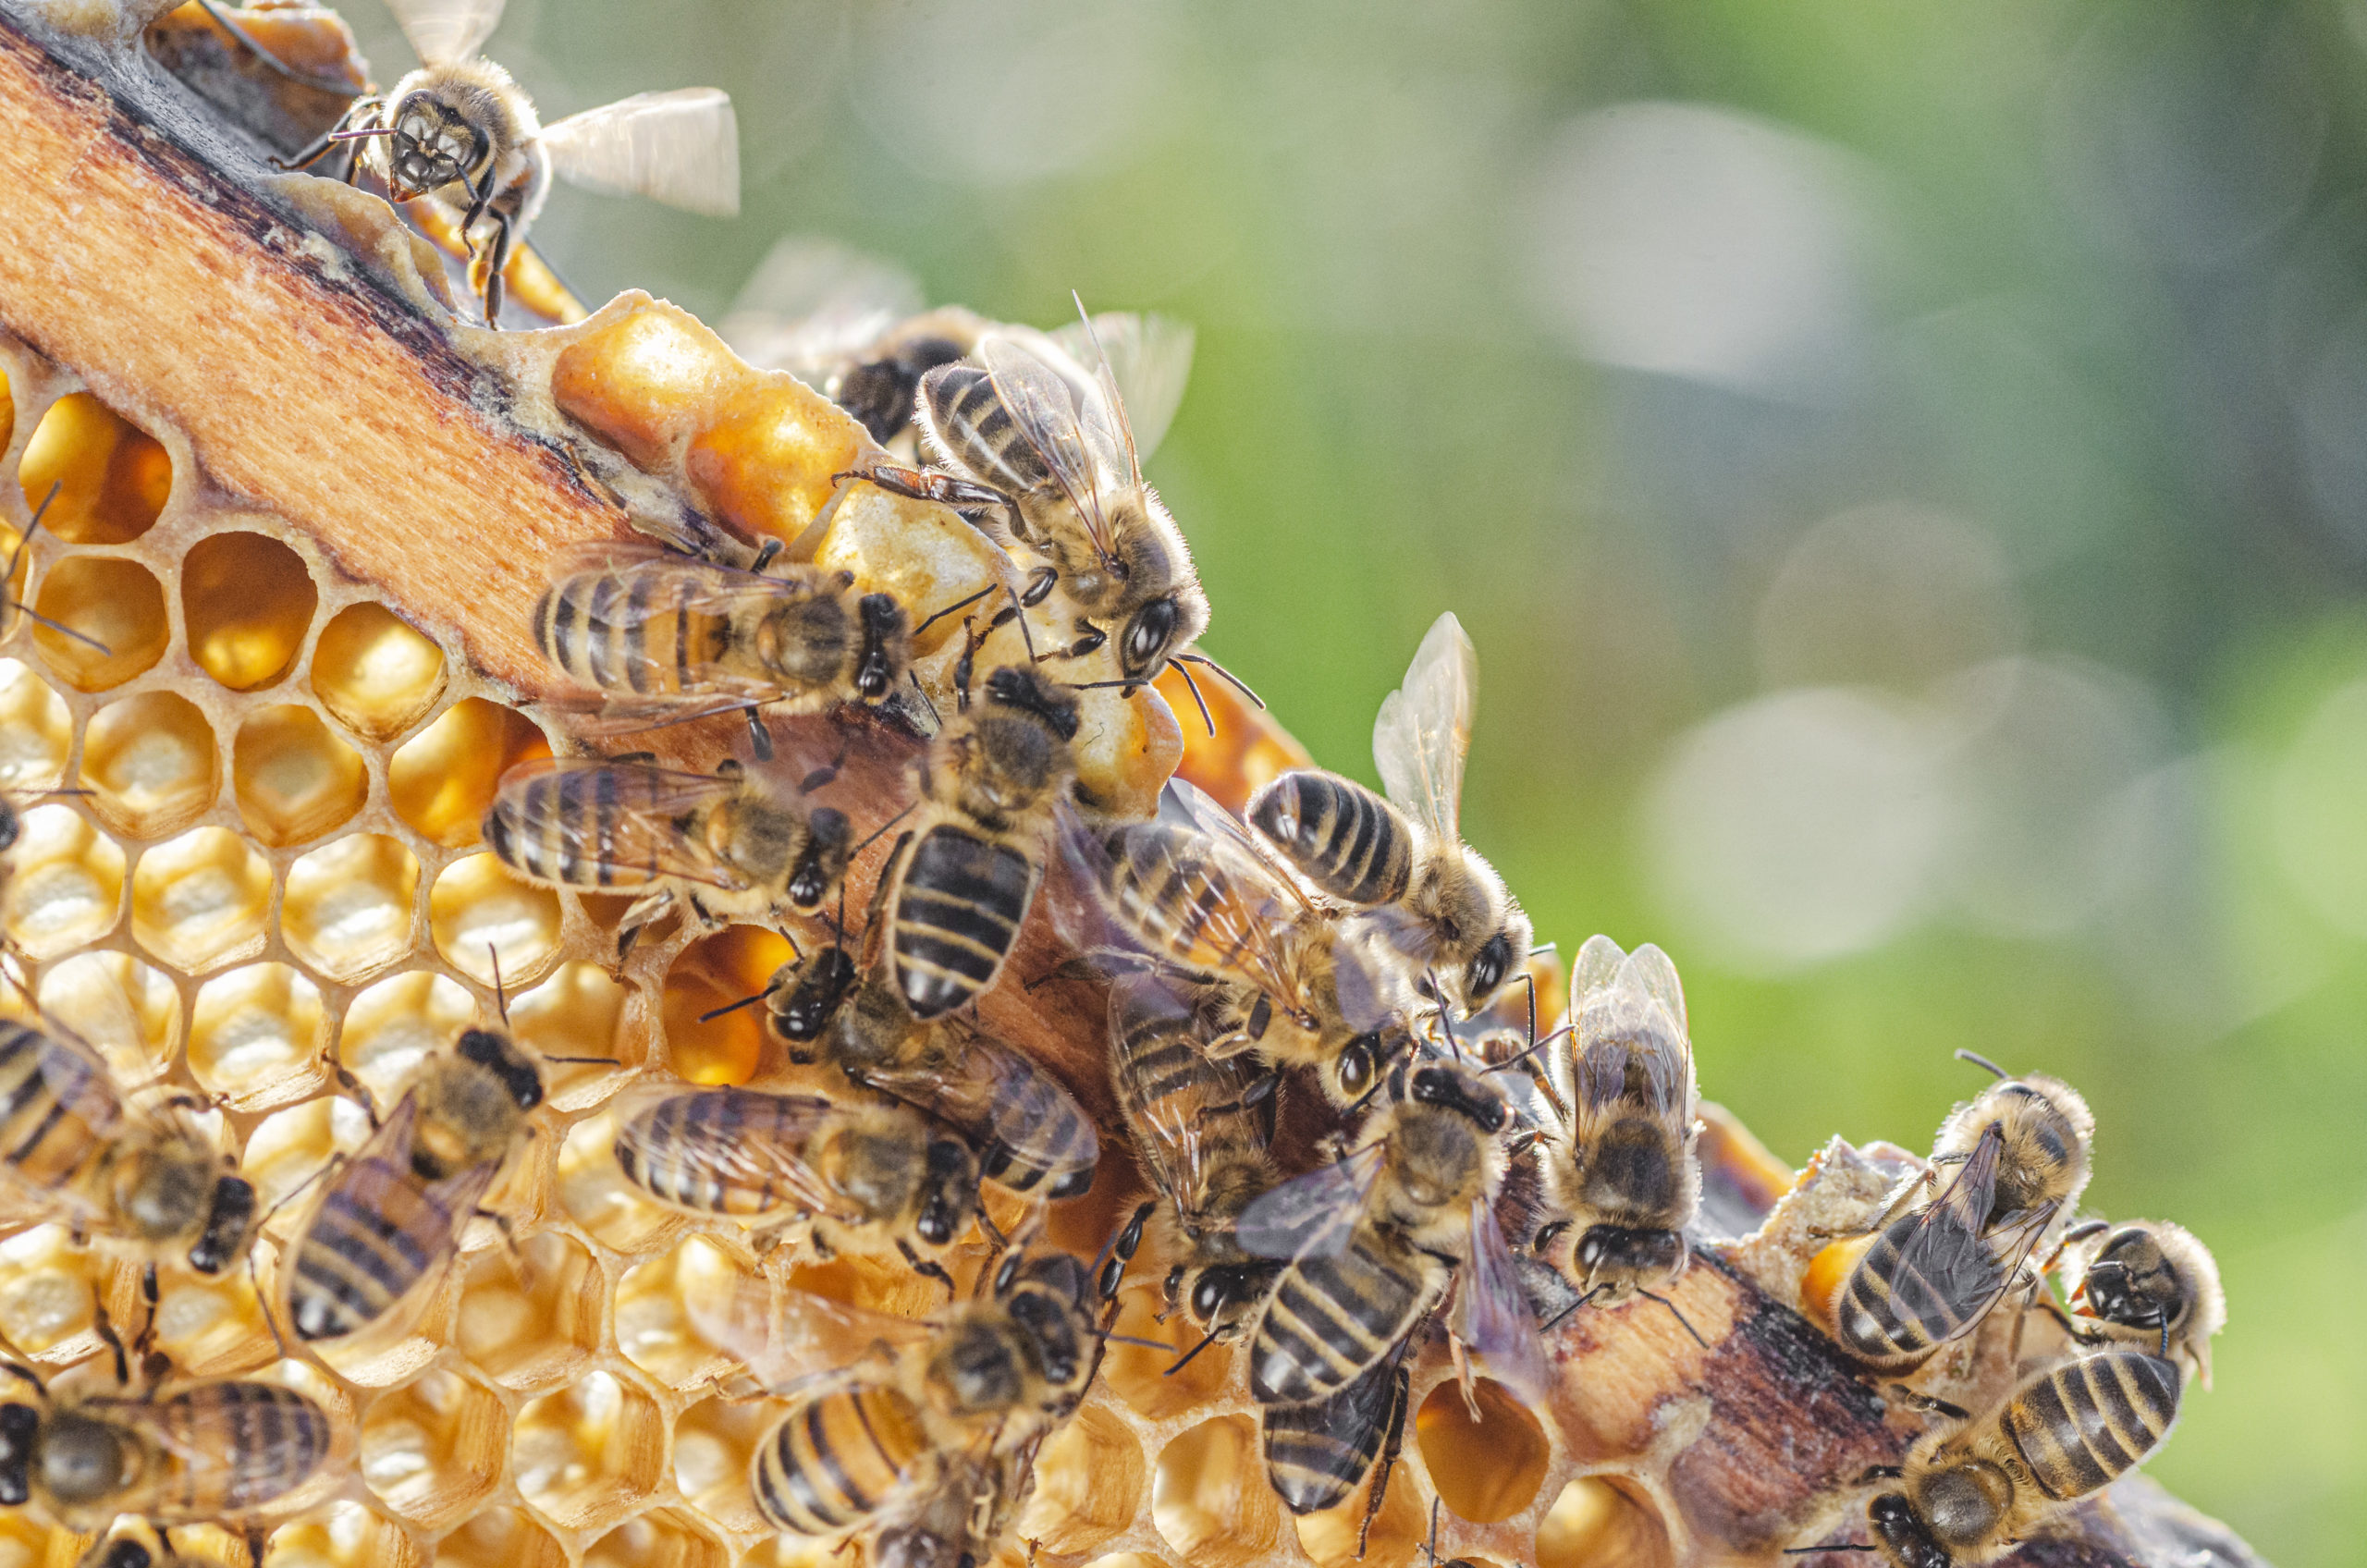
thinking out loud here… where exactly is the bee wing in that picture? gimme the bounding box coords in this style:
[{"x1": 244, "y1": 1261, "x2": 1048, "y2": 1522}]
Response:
[
  {"x1": 1372, "y1": 611, "x2": 1476, "y2": 841},
  {"x1": 1049, "y1": 312, "x2": 1195, "y2": 466},
  {"x1": 1625, "y1": 943, "x2": 1688, "y2": 1037},
  {"x1": 1234, "y1": 1142, "x2": 1386, "y2": 1260},
  {"x1": 720, "y1": 237, "x2": 924, "y2": 375},
  {"x1": 1883, "y1": 1126, "x2": 2016, "y2": 1321},
  {"x1": 540, "y1": 89, "x2": 741, "y2": 217},
  {"x1": 865, "y1": 1031, "x2": 1098, "y2": 1194},
  {"x1": 1107, "y1": 977, "x2": 1261, "y2": 1212},
  {"x1": 386, "y1": 0, "x2": 503, "y2": 64},
  {"x1": 1453, "y1": 1194, "x2": 1550, "y2": 1403},
  {"x1": 979, "y1": 334, "x2": 1118, "y2": 561},
  {"x1": 610, "y1": 1087, "x2": 850, "y2": 1219},
  {"x1": 489, "y1": 758, "x2": 750, "y2": 891},
  {"x1": 93, "y1": 1383, "x2": 325, "y2": 1499},
  {"x1": 1165, "y1": 778, "x2": 1322, "y2": 921},
  {"x1": 685, "y1": 1273, "x2": 936, "y2": 1394}
]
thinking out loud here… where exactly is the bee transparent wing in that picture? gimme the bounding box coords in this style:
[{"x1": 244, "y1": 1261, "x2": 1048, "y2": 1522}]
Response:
[
  {"x1": 541, "y1": 89, "x2": 741, "y2": 217},
  {"x1": 720, "y1": 237, "x2": 924, "y2": 375},
  {"x1": 1454, "y1": 1194, "x2": 1549, "y2": 1403},
  {"x1": 96, "y1": 1383, "x2": 327, "y2": 1504},
  {"x1": 1372, "y1": 611, "x2": 1477, "y2": 841},
  {"x1": 1166, "y1": 778, "x2": 1322, "y2": 921},
  {"x1": 610, "y1": 1087, "x2": 849, "y2": 1219},
  {"x1": 534, "y1": 692, "x2": 779, "y2": 736},
  {"x1": 978, "y1": 334, "x2": 1117, "y2": 559},
  {"x1": 489, "y1": 758, "x2": 750, "y2": 890},
  {"x1": 1049, "y1": 312, "x2": 1195, "y2": 466},
  {"x1": 1108, "y1": 977, "x2": 1258, "y2": 1210},
  {"x1": 385, "y1": 0, "x2": 503, "y2": 64},
  {"x1": 1234, "y1": 1142, "x2": 1386, "y2": 1261},
  {"x1": 685, "y1": 1274, "x2": 935, "y2": 1394},
  {"x1": 1054, "y1": 305, "x2": 1148, "y2": 493},
  {"x1": 1625, "y1": 943, "x2": 1688, "y2": 1037},
  {"x1": 1570, "y1": 933, "x2": 1627, "y2": 1002},
  {"x1": 865, "y1": 1033, "x2": 1098, "y2": 1195},
  {"x1": 1884, "y1": 1125, "x2": 2017, "y2": 1330}
]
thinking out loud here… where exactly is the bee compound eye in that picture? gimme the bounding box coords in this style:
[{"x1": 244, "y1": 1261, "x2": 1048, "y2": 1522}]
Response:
[
  {"x1": 1124, "y1": 600, "x2": 1177, "y2": 671},
  {"x1": 1468, "y1": 933, "x2": 1512, "y2": 999},
  {"x1": 1338, "y1": 1040, "x2": 1374, "y2": 1096}
]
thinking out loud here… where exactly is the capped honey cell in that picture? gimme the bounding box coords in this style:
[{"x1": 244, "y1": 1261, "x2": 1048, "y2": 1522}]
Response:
[
  {"x1": 282, "y1": 833, "x2": 421, "y2": 984},
  {"x1": 130, "y1": 824, "x2": 271, "y2": 971},
  {"x1": 188, "y1": 962, "x2": 328, "y2": 1109},
  {"x1": 18, "y1": 390, "x2": 171, "y2": 544},
  {"x1": 0, "y1": 658, "x2": 69, "y2": 789},
  {"x1": 389, "y1": 696, "x2": 548, "y2": 847},
  {"x1": 6, "y1": 802, "x2": 125, "y2": 958},
  {"x1": 509, "y1": 1368, "x2": 667, "y2": 1533},
  {"x1": 33, "y1": 554, "x2": 168, "y2": 690},
  {"x1": 311, "y1": 601, "x2": 448, "y2": 742},
  {"x1": 234, "y1": 704, "x2": 367, "y2": 846},
  {"x1": 183, "y1": 531, "x2": 317, "y2": 691},
  {"x1": 82, "y1": 689, "x2": 219, "y2": 839}
]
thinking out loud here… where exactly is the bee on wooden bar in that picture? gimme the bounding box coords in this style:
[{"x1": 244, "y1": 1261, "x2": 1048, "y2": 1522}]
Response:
[
  {"x1": 531, "y1": 540, "x2": 911, "y2": 751},
  {"x1": 275, "y1": 0, "x2": 738, "y2": 324},
  {"x1": 611, "y1": 1085, "x2": 979, "y2": 1291},
  {"x1": 877, "y1": 665, "x2": 1078, "y2": 1022},
  {"x1": 482, "y1": 755, "x2": 852, "y2": 957},
  {"x1": 1106, "y1": 974, "x2": 1282, "y2": 1351},
  {"x1": 2047, "y1": 1219, "x2": 2225, "y2": 1389},
  {"x1": 0, "y1": 1363, "x2": 332, "y2": 1537},
  {"x1": 1246, "y1": 612, "x2": 1531, "y2": 1016},
  {"x1": 1236, "y1": 1055, "x2": 1541, "y2": 1412},
  {"x1": 1532, "y1": 935, "x2": 1701, "y2": 1311},
  {"x1": 276, "y1": 1023, "x2": 546, "y2": 1345},
  {"x1": 1802, "y1": 1349, "x2": 2183, "y2": 1568},
  {"x1": 0, "y1": 1015, "x2": 257, "y2": 1299}
]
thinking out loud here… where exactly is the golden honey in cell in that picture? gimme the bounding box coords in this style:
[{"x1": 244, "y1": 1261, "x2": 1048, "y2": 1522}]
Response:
[
  {"x1": 276, "y1": 1026, "x2": 543, "y2": 1344},
  {"x1": 0, "y1": 1370, "x2": 331, "y2": 1534},
  {"x1": 1856, "y1": 1349, "x2": 2181, "y2": 1568},
  {"x1": 879, "y1": 665, "x2": 1077, "y2": 1022},
  {"x1": 1247, "y1": 613, "x2": 1530, "y2": 1015},
  {"x1": 611, "y1": 1085, "x2": 978, "y2": 1290},
  {"x1": 532, "y1": 540, "x2": 911, "y2": 735},
  {"x1": 483, "y1": 755, "x2": 852, "y2": 954},
  {"x1": 1534, "y1": 935, "x2": 1700, "y2": 1309},
  {"x1": 275, "y1": 0, "x2": 736, "y2": 322},
  {"x1": 0, "y1": 1018, "x2": 258, "y2": 1287},
  {"x1": 2051, "y1": 1219, "x2": 2226, "y2": 1390}
]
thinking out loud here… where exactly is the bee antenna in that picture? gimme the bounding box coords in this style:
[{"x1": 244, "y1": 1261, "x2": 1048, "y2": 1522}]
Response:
[
  {"x1": 851, "y1": 802, "x2": 917, "y2": 858},
  {"x1": 1540, "y1": 1280, "x2": 1615, "y2": 1334},
  {"x1": 1784, "y1": 1547, "x2": 1883, "y2": 1555},
  {"x1": 913, "y1": 584, "x2": 996, "y2": 640},
  {"x1": 541, "y1": 1055, "x2": 621, "y2": 1067},
  {"x1": 3, "y1": 480, "x2": 57, "y2": 588},
  {"x1": 1638, "y1": 1288, "x2": 1709, "y2": 1348},
  {"x1": 1424, "y1": 1498, "x2": 1443, "y2": 1568},
  {"x1": 1429, "y1": 978, "x2": 1464, "y2": 1060},
  {"x1": 905, "y1": 668, "x2": 941, "y2": 728},
  {"x1": 1527, "y1": 940, "x2": 1557, "y2": 956},
  {"x1": 326, "y1": 125, "x2": 397, "y2": 140},
  {"x1": 695, "y1": 987, "x2": 772, "y2": 1025},
  {"x1": 5, "y1": 596, "x2": 113, "y2": 655},
  {"x1": 1005, "y1": 586, "x2": 1040, "y2": 666},
  {"x1": 1164, "y1": 1324, "x2": 1223, "y2": 1377},
  {"x1": 1097, "y1": 1331, "x2": 1172, "y2": 1352},
  {"x1": 485, "y1": 944, "x2": 510, "y2": 1025},
  {"x1": 1172, "y1": 656, "x2": 1216, "y2": 738},
  {"x1": 1954, "y1": 1047, "x2": 2009, "y2": 1081},
  {"x1": 1174, "y1": 651, "x2": 1264, "y2": 710},
  {"x1": 1482, "y1": 1024, "x2": 1574, "y2": 1077}
]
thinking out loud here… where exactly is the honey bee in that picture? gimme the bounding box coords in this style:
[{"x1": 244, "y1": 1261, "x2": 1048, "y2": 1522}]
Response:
[
  {"x1": 1246, "y1": 612, "x2": 1530, "y2": 1015},
  {"x1": 1235, "y1": 1056, "x2": 1542, "y2": 1412},
  {"x1": 1818, "y1": 1349, "x2": 2183, "y2": 1568},
  {"x1": 0, "y1": 1365, "x2": 332, "y2": 1535},
  {"x1": 1531, "y1": 936, "x2": 1700, "y2": 1309},
  {"x1": 877, "y1": 664, "x2": 1078, "y2": 1022},
  {"x1": 0, "y1": 1016, "x2": 258, "y2": 1296},
  {"x1": 483, "y1": 755, "x2": 853, "y2": 957},
  {"x1": 1106, "y1": 974, "x2": 1282, "y2": 1352},
  {"x1": 611, "y1": 1086, "x2": 979, "y2": 1291},
  {"x1": 276, "y1": 1024, "x2": 545, "y2": 1344},
  {"x1": 1260, "y1": 1343, "x2": 1411, "y2": 1549},
  {"x1": 531, "y1": 541, "x2": 912, "y2": 750},
  {"x1": 768, "y1": 959, "x2": 1098, "y2": 1202},
  {"x1": 871, "y1": 306, "x2": 1208, "y2": 687},
  {"x1": 1083, "y1": 778, "x2": 1421, "y2": 1109},
  {"x1": 275, "y1": 0, "x2": 738, "y2": 324},
  {"x1": 2048, "y1": 1219, "x2": 2225, "y2": 1390},
  {"x1": 866, "y1": 1445, "x2": 1027, "y2": 1568},
  {"x1": 1828, "y1": 1056, "x2": 2094, "y2": 1372},
  {"x1": 79, "y1": 1530, "x2": 229, "y2": 1568}
]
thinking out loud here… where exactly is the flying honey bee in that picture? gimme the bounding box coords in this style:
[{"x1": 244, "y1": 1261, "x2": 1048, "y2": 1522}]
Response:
[
  {"x1": 0, "y1": 1364, "x2": 332, "y2": 1537},
  {"x1": 610, "y1": 1086, "x2": 980, "y2": 1291},
  {"x1": 275, "y1": 0, "x2": 738, "y2": 324},
  {"x1": 2046, "y1": 1219, "x2": 2225, "y2": 1390},
  {"x1": 1803, "y1": 1349, "x2": 2183, "y2": 1568},
  {"x1": 1246, "y1": 612, "x2": 1531, "y2": 1016},
  {"x1": 483, "y1": 755, "x2": 854, "y2": 958},
  {"x1": 767, "y1": 956, "x2": 1098, "y2": 1202},
  {"x1": 1234, "y1": 1056, "x2": 1542, "y2": 1414},
  {"x1": 1531, "y1": 935, "x2": 1701, "y2": 1311},
  {"x1": 877, "y1": 664, "x2": 1078, "y2": 1022},
  {"x1": 275, "y1": 1023, "x2": 546, "y2": 1345},
  {"x1": 1083, "y1": 778, "x2": 1422, "y2": 1109},
  {"x1": 865, "y1": 304, "x2": 1210, "y2": 689},
  {"x1": 1827, "y1": 1054, "x2": 2095, "y2": 1372},
  {"x1": 0, "y1": 1016, "x2": 258, "y2": 1299},
  {"x1": 530, "y1": 541, "x2": 912, "y2": 755},
  {"x1": 1106, "y1": 974, "x2": 1282, "y2": 1354}
]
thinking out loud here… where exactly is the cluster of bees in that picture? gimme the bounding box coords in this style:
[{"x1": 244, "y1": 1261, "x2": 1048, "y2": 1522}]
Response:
[{"x1": 0, "y1": 0, "x2": 2232, "y2": 1564}]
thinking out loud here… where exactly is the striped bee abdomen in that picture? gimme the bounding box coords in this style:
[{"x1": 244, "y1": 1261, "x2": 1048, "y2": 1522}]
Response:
[
  {"x1": 142, "y1": 1381, "x2": 332, "y2": 1519},
  {"x1": 2005, "y1": 1351, "x2": 2180, "y2": 1501},
  {"x1": 753, "y1": 1387, "x2": 932, "y2": 1535},
  {"x1": 1251, "y1": 1233, "x2": 1426, "y2": 1405},
  {"x1": 967, "y1": 1047, "x2": 1097, "y2": 1198},
  {"x1": 1261, "y1": 1356, "x2": 1404, "y2": 1513},
  {"x1": 534, "y1": 562, "x2": 727, "y2": 697},
  {"x1": 614, "y1": 1089, "x2": 815, "y2": 1219},
  {"x1": 287, "y1": 1155, "x2": 461, "y2": 1341},
  {"x1": 923, "y1": 363, "x2": 1053, "y2": 498},
  {"x1": 0, "y1": 1021, "x2": 116, "y2": 1195},
  {"x1": 890, "y1": 827, "x2": 1036, "y2": 1021},
  {"x1": 1248, "y1": 771, "x2": 1412, "y2": 908},
  {"x1": 484, "y1": 764, "x2": 669, "y2": 891},
  {"x1": 1835, "y1": 1205, "x2": 2002, "y2": 1367},
  {"x1": 1098, "y1": 827, "x2": 1264, "y2": 977}
]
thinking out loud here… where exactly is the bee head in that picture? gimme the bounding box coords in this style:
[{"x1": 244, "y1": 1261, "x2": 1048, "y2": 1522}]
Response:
[
  {"x1": 1188, "y1": 1263, "x2": 1279, "y2": 1331},
  {"x1": 1406, "y1": 1062, "x2": 1508, "y2": 1133},
  {"x1": 983, "y1": 665, "x2": 1081, "y2": 741},
  {"x1": 37, "y1": 1409, "x2": 130, "y2": 1509},
  {"x1": 0, "y1": 1403, "x2": 34, "y2": 1506},
  {"x1": 1868, "y1": 1492, "x2": 1955, "y2": 1568},
  {"x1": 187, "y1": 1175, "x2": 258, "y2": 1276},
  {"x1": 765, "y1": 947, "x2": 858, "y2": 1053},
  {"x1": 2081, "y1": 1226, "x2": 2179, "y2": 1332},
  {"x1": 914, "y1": 1137, "x2": 980, "y2": 1248},
  {"x1": 385, "y1": 87, "x2": 486, "y2": 202},
  {"x1": 457, "y1": 1028, "x2": 543, "y2": 1112},
  {"x1": 1007, "y1": 1282, "x2": 1086, "y2": 1391},
  {"x1": 787, "y1": 807, "x2": 851, "y2": 909},
  {"x1": 1574, "y1": 1224, "x2": 1686, "y2": 1289},
  {"x1": 853, "y1": 594, "x2": 909, "y2": 702}
]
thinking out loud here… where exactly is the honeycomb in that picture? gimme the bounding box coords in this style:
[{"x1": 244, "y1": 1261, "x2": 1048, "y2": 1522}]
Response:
[{"x1": 0, "y1": 7, "x2": 2260, "y2": 1568}]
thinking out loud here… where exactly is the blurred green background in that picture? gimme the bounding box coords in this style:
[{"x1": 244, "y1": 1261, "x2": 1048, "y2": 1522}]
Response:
[{"x1": 349, "y1": 0, "x2": 2365, "y2": 1555}]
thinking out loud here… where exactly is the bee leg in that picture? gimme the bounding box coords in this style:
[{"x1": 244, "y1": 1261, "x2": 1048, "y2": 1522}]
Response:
[
  {"x1": 750, "y1": 538, "x2": 784, "y2": 573},
  {"x1": 272, "y1": 94, "x2": 376, "y2": 172},
  {"x1": 1355, "y1": 1364, "x2": 1414, "y2": 1560},
  {"x1": 243, "y1": 1523, "x2": 268, "y2": 1568},
  {"x1": 92, "y1": 1305, "x2": 129, "y2": 1386},
  {"x1": 1885, "y1": 1384, "x2": 1971, "y2": 1423},
  {"x1": 1021, "y1": 565, "x2": 1058, "y2": 606},
  {"x1": 1856, "y1": 1464, "x2": 1906, "y2": 1485},
  {"x1": 898, "y1": 1240, "x2": 957, "y2": 1300},
  {"x1": 473, "y1": 1206, "x2": 524, "y2": 1268},
  {"x1": 742, "y1": 704, "x2": 775, "y2": 761}
]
